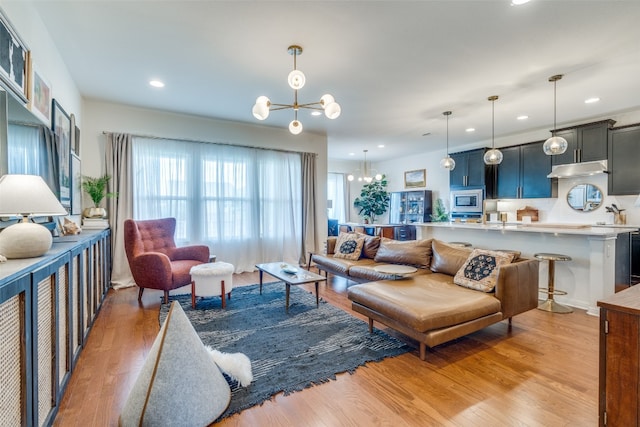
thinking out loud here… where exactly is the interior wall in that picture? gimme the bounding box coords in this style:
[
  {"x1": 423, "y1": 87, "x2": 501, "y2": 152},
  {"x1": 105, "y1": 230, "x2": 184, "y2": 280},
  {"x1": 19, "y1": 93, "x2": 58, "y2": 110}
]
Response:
[{"x1": 82, "y1": 99, "x2": 329, "y2": 243}]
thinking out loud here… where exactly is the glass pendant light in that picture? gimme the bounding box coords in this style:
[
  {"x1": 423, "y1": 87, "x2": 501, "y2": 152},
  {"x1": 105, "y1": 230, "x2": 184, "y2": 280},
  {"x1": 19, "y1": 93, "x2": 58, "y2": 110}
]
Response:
[
  {"x1": 543, "y1": 74, "x2": 568, "y2": 155},
  {"x1": 484, "y1": 95, "x2": 503, "y2": 165},
  {"x1": 440, "y1": 111, "x2": 456, "y2": 171}
]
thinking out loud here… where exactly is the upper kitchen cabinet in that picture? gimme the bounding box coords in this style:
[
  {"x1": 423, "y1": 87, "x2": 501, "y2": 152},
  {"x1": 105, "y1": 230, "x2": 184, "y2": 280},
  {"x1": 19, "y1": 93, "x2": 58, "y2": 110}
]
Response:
[
  {"x1": 450, "y1": 148, "x2": 495, "y2": 196},
  {"x1": 608, "y1": 123, "x2": 640, "y2": 195},
  {"x1": 496, "y1": 141, "x2": 553, "y2": 199},
  {"x1": 551, "y1": 120, "x2": 616, "y2": 166}
]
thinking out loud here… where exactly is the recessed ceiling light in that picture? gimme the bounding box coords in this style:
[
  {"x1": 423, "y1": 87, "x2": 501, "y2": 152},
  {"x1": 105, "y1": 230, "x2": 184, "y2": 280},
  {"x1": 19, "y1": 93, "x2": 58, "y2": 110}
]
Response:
[
  {"x1": 149, "y1": 79, "x2": 165, "y2": 88},
  {"x1": 378, "y1": 144, "x2": 385, "y2": 148},
  {"x1": 585, "y1": 97, "x2": 600, "y2": 104},
  {"x1": 349, "y1": 152, "x2": 355, "y2": 156},
  {"x1": 466, "y1": 128, "x2": 476, "y2": 133},
  {"x1": 511, "y1": 0, "x2": 530, "y2": 5},
  {"x1": 310, "y1": 110, "x2": 322, "y2": 116},
  {"x1": 517, "y1": 115, "x2": 529, "y2": 120}
]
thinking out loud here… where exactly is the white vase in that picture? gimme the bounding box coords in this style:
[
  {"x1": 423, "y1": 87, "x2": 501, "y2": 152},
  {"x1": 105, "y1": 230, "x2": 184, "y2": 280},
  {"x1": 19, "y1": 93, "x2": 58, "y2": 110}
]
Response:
[{"x1": 83, "y1": 207, "x2": 107, "y2": 218}]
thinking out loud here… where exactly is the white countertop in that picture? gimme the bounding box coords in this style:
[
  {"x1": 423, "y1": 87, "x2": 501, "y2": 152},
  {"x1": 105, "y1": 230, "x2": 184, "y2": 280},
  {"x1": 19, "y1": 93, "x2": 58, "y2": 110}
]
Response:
[{"x1": 412, "y1": 221, "x2": 638, "y2": 236}]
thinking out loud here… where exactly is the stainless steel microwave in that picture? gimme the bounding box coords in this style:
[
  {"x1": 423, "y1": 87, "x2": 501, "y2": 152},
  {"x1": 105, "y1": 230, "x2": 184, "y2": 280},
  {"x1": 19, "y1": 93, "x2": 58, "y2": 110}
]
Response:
[{"x1": 450, "y1": 187, "x2": 484, "y2": 215}]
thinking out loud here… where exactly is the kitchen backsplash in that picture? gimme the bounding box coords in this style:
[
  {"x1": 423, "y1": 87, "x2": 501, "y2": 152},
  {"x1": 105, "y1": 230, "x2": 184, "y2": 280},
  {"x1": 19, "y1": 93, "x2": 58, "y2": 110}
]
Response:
[{"x1": 491, "y1": 173, "x2": 639, "y2": 226}]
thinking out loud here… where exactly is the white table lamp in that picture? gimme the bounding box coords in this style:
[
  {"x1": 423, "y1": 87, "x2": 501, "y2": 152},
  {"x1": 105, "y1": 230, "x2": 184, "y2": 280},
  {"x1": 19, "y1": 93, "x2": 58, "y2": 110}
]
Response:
[{"x1": 0, "y1": 174, "x2": 68, "y2": 259}]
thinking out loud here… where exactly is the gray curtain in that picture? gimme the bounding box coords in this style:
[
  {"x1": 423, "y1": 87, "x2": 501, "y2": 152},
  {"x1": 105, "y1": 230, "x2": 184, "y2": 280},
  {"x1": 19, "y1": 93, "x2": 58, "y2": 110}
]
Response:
[
  {"x1": 299, "y1": 152, "x2": 317, "y2": 265},
  {"x1": 41, "y1": 126, "x2": 60, "y2": 196},
  {"x1": 343, "y1": 173, "x2": 351, "y2": 222},
  {"x1": 105, "y1": 133, "x2": 135, "y2": 289}
]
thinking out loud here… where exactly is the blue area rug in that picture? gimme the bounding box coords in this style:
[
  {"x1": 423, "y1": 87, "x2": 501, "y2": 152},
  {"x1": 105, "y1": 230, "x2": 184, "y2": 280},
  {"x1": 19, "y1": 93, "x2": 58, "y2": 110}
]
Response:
[{"x1": 159, "y1": 283, "x2": 410, "y2": 420}]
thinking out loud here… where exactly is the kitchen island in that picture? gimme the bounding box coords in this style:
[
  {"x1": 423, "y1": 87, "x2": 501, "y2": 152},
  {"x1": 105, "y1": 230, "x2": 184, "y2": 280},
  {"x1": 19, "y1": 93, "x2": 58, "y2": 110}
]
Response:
[{"x1": 415, "y1": 222, "x2": 638, "y2": 315}]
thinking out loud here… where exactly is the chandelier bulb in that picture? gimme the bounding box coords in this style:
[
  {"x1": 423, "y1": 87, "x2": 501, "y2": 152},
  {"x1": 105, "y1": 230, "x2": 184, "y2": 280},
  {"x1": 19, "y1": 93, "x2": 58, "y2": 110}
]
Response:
[
  {"x1": 288, "y1": 69, "x2": 306, "y2": 90},
  {"x1": 347, "y1": 174, "x2": 354, "y2": 181},
  {"x1": 252, "y1": 102, "x2": 270, "y2": 120},
  {"x1": 289, "y1": 119, "x2": 303, "y2": 135},
  {"x1": 375, "y1": 173, "x2": 383, "y2": 181}
]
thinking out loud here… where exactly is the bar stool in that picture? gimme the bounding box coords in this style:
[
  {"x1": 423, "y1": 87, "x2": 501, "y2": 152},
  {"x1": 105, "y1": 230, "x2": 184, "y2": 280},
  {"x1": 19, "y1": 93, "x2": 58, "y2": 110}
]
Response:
[{"x1": 534, "y1": 252, "x2": 573, "y2": 313}]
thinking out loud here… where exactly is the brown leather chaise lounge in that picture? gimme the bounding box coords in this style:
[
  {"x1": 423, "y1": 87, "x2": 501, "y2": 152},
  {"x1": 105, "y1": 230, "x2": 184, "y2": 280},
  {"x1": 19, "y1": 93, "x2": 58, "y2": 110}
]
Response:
[{"x1": 311, "y1": 235, "x2": 539, "y2": 360}]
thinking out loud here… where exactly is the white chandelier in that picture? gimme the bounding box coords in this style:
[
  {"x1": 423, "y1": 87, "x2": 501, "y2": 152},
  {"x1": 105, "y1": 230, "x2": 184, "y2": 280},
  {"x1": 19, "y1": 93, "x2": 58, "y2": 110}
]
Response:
[
  {"x1": 348, "y1": 149, "x2": 382, "y2": 183},
  {"x1": 252, "y1": 45, "x2": 341, "y2": 135}
]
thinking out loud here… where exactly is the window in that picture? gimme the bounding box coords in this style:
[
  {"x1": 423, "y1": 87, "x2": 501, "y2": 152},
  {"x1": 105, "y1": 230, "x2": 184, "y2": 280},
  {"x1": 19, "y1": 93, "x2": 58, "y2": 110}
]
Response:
[
  {"x1": 327, "y1": 172, "x2": 347, "y2": 222},
  {"x1": 7, "y1": 123, "x2": 46, "y2": 175},
  {"x1": 132, "y1": 138, "x2": 302, "y2": 271}
]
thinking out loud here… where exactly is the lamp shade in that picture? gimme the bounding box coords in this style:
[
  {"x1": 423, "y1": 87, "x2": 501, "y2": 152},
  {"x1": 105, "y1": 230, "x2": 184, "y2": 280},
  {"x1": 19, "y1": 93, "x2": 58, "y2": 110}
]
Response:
[
  {"x1": 0, "y1": 174, "x2": 68, "y2": 217},
  {"x1": 484, "y1": 148, "x2": 503, "y2": 165},
  {"x1": 440, "y1": 156, "x2": 456, "y2": 170},
  {"x1": 543, "y1": 135, "x2": 568, "y2": 155}
]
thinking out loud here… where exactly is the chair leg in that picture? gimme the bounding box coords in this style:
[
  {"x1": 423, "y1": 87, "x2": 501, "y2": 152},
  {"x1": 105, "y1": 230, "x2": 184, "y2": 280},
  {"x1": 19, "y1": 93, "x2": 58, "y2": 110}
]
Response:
[
  {"x1": 138, "y1": 287, "x2": 144, "y2": 301},
  {"x1": 191, "y1": 281, "x2": 196, "y2": 309},
  {"x1": 221, "y1": 280, "x2": 226, "y2": 309},
  {"x1": 164, "y1": 291, "x2": 169, "y2": 304}
]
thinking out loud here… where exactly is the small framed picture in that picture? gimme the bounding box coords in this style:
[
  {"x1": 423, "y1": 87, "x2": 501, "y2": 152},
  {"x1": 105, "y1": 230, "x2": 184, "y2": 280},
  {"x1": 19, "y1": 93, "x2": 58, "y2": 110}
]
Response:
[
  {"x1": 29, "y1": 63, "x2": 52, "y2": 126},
  {"x1": 404, "y1": 169, "x2": 426, "y2": 188}
]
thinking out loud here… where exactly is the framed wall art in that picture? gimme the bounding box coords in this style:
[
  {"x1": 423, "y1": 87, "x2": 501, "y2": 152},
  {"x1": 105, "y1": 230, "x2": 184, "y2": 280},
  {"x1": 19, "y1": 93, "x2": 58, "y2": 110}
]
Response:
[
  {"x1": 0, "y1": 9, "x2": 29, "y2": 102},
  {"x1": 52, "y1": 99, "x2": 72, "y2": 207},
  {"x1": 29, "y1": 63, "x2": 51, "y2": 126},
  {"x1": 71, "y1": 152, "x2": 82, "y2": 215},
  {"x1": 404, "y1": 169, "x2": 426, "y2": 188}
]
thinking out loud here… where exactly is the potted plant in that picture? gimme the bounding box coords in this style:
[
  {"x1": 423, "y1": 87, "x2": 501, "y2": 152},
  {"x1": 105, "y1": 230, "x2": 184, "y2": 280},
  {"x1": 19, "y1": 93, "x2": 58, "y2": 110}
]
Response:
[
  {"x1": 430, "y1": 198, "x2": 449, "y2": 222},
  {"x1": 353, "y1": 175, "x2": 390, "y2": 223},
  {"x1": 81, "y1": 174, "x2": 118, "y2": 218}
]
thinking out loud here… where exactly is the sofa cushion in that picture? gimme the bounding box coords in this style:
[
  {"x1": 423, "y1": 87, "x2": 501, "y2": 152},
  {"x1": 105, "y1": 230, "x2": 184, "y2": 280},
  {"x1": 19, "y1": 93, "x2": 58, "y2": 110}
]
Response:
[
  {"x1": 348, "y1": 265, "x2": 431, "y2": 282},
  {"x1": 374, "y1": 238, "x2": 432, "y2": 268},
  {"x1": 348, "y1": 276, "x2": 501, "y2": 332},
  {"x1": 334, "y1": 233, "x2": 365, "y2": 260},
  {"x1": 356, "y1": 232, "x2": 381, "y2": 259},
  {"x1": 430, "y1": 239, "x2": 473, "y2": 276},
  {"x1": 312, "y1": 254, "x2": 376, "y2": 276},
  {"x1": 454, "y1": 249, "x2": 516, "y2": 292}
]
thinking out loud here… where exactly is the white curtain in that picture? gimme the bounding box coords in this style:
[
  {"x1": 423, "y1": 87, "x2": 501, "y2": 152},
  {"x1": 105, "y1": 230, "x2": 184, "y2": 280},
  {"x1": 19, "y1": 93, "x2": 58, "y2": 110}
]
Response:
[
  {"x1": 132, "y1": 137, "x2": 303, "y2": 272},
  {"x1": 327, "y1": 172, "x2": 347, "y2": 222}
]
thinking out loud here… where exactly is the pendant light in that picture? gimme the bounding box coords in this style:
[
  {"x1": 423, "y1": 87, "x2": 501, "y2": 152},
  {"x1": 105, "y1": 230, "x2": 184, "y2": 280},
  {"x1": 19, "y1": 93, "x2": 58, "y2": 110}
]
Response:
[
  {"x1": 483, "y1": 95, "x2": 503, "y2": 165},
  {"x1": 440, "y1": 111, "x2": 456, "y2": 171},
  {"x1": 543, "y1": 74, "x2": 568, "y2": 155}
]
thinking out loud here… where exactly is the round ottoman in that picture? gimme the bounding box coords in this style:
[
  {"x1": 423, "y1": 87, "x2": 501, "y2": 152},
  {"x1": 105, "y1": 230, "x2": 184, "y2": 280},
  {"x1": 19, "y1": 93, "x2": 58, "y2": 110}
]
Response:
[{"x1": 190, "y1": 262, "x2": 235, "y2": 309}]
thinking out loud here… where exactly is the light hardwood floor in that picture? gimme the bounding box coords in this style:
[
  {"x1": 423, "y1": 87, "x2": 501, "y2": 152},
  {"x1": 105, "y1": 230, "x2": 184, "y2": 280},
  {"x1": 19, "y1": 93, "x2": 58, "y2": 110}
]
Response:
[{"x1": 54, "y1": 270, "x2": 600, "y2": 426}]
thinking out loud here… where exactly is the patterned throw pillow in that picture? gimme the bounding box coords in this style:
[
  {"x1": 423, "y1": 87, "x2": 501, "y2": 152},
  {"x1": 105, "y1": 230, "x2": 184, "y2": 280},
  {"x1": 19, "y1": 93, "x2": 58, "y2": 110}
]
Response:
[
  {"x1": 453, "y1": 249, "x2": 515, "y2": 292},
  {"x1": 333, "y1": 233, "x2": 365, "y2": 260}
]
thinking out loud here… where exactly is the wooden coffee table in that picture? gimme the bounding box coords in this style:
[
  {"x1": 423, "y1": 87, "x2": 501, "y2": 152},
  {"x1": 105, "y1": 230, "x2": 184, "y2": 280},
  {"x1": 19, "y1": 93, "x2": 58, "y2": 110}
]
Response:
[{"x1": 256, "y1": 262, "x2": 327, "y2": 311}]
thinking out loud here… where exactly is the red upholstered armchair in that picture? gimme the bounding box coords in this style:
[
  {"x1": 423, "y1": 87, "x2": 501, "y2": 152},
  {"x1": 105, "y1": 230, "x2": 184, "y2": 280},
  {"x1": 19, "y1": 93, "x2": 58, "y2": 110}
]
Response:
[{"x1": 124, "y1": 218, "x2": 210, "y2": 303}]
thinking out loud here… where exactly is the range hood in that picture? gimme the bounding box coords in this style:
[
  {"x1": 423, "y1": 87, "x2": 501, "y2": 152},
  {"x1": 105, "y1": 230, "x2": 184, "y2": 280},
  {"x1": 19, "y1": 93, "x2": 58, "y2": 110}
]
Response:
[{"x1": 547, "y1": 160, "x2": 609, "y2": 179}]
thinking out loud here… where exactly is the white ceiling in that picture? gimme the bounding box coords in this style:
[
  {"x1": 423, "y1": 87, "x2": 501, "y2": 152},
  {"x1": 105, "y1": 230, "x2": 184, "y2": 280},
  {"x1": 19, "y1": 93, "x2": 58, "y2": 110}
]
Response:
[{"x1": 30, "y1": 0, "x2": 640, "y2": 162}]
